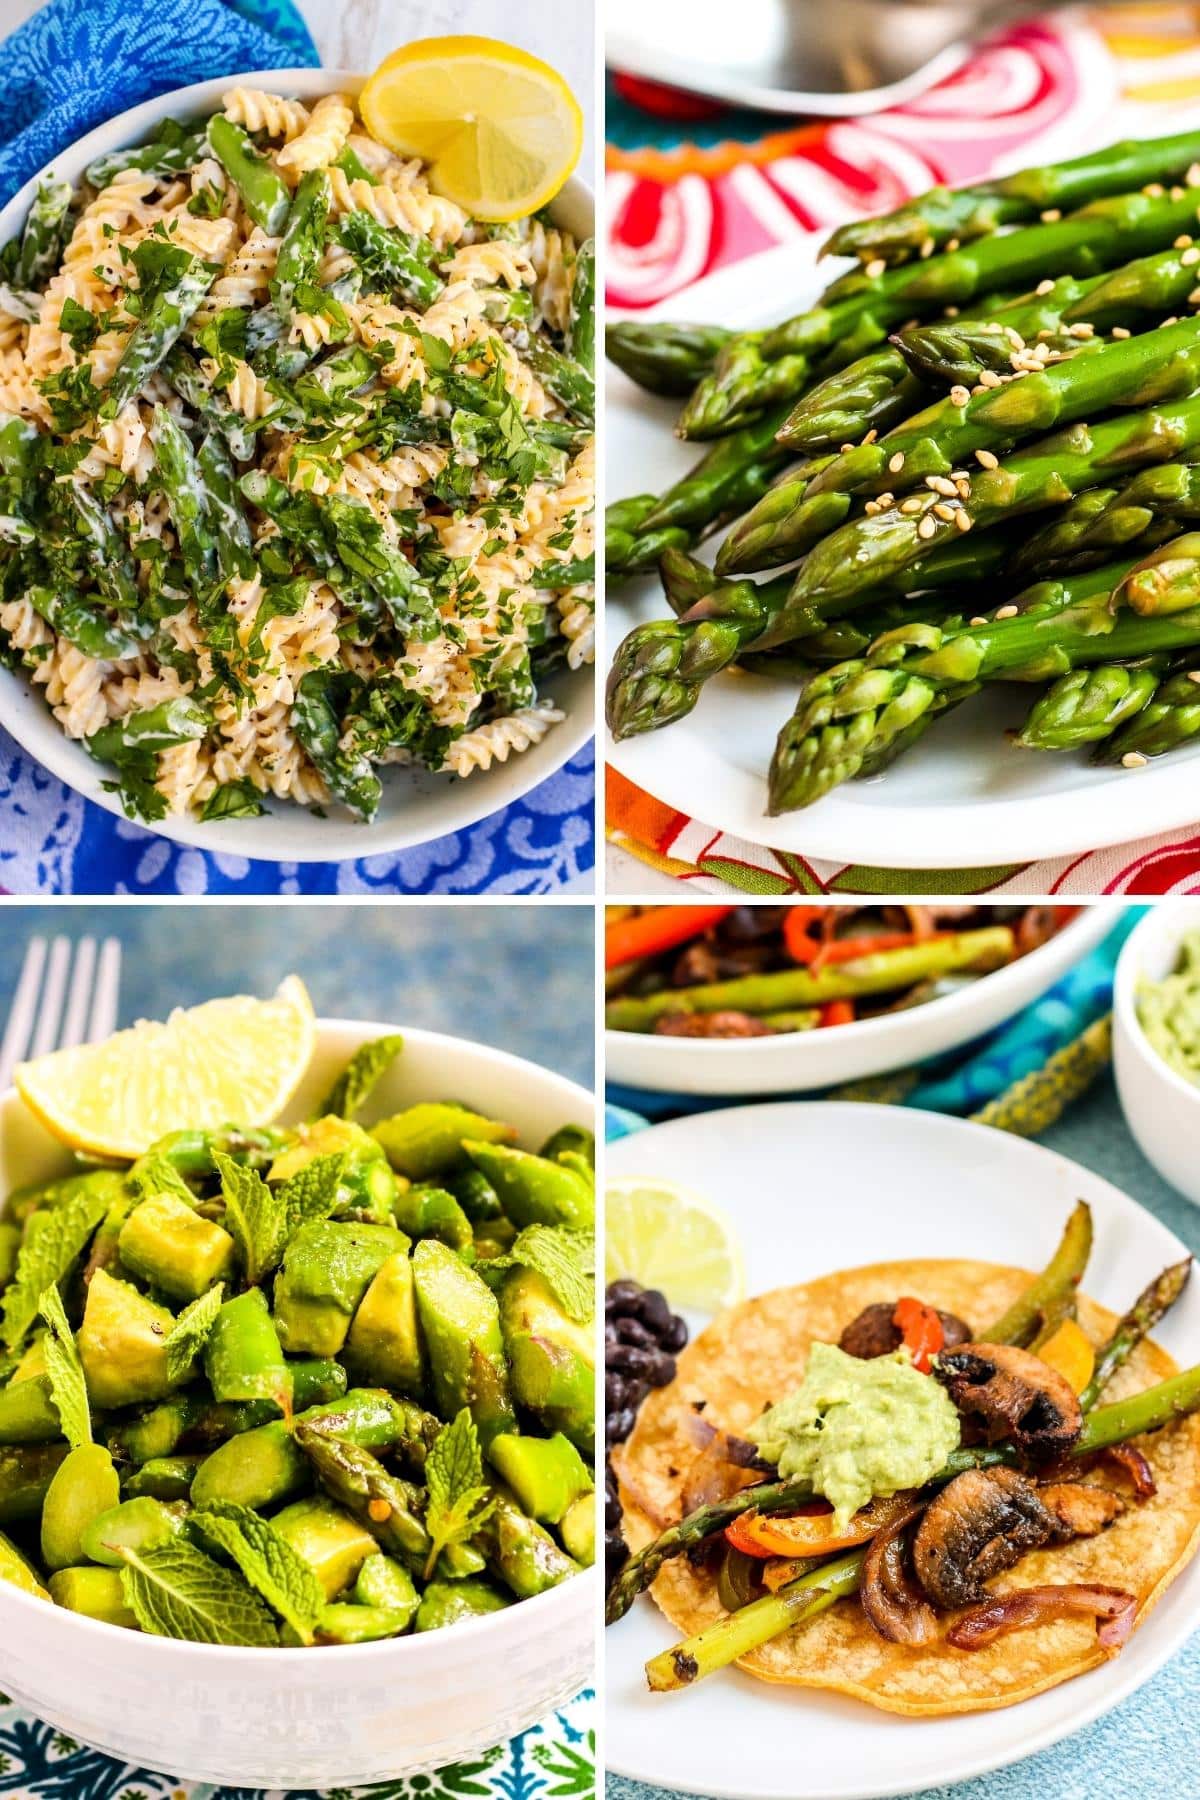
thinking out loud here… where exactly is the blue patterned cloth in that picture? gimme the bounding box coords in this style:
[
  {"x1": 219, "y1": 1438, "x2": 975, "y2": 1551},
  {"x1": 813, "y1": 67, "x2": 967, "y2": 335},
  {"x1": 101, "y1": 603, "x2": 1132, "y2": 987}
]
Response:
[
  {"x1": 605, "y1": 911, "x2": 1142, "y2": 1132},
  {"x1": 0, "y1": 0, "x2": 595, "y2": 895}
]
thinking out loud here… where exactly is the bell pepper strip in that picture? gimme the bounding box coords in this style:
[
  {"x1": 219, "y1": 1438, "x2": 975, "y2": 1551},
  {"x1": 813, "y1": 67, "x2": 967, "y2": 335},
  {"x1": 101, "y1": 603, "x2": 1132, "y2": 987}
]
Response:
[
  {"x1": 604, "y1": 905, "x2": 736, "y2": 969},
  {"x1": 781, "y1": 907, "x2": 823, "y2": 963},
  {"x1": 892, "y1": 1297, "x2": 944, "y2": 1373},
  {"x1": 818, "y1": 999, "x2": 856, "y2": 1028},
  {"x1": 724, "y1": 1491, "x2": 914, "y2": 1560}
]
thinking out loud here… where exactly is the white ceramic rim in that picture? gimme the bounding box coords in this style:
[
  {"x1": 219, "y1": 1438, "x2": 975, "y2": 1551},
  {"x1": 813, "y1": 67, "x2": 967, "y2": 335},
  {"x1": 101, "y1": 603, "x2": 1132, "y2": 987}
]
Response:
[
  {"x1": 0, "y1": 1012, "x2": 596, "y2": 1662},
  {"x1": 1114, "y1": 901, "x2": 1200, "y2": 1108},
  {"x1": 606, "y1": 239, "x2": 1200, "y2": 868},
  {"x1": 0, "y1": 69, "x2": 595, "y2": 865},
  {"x1": 606, "y1": 901, "x2": 1109, "y2": 1063}
]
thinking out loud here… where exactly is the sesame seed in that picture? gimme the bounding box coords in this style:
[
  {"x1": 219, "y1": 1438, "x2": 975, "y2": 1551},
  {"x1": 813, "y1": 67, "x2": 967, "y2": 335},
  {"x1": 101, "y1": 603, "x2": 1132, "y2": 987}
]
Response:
[
  {"x1": 945, "y1": 237, "x2": 960, "y2": 253},
  {"x1": 956, "y1": 479, "x2": 972, "y2": 498},
  {"x1": 1176, "y1": 234, "x2": 1194, "y2": 248},
  {"x1": 864, "y1": 500, "x2": 880, "y2": 515},
  {"x1": 949, "y1": 471, "x2": 969, "y2": 482},
  {"x1": 1172, "y1": 186, "x2": 1186, "y2": 201},
  {"x1": 1189, "y1": 290, "x2": 1200, "y2": 307},
  {"x1": 975, "y1": 449, "x2": 999, "y2": 469},
  {"x1": 840, "y1": 443, "x2": 854, "y2": 454},
  {"x1": 1035, "y1": 279, "x2": 1055, "y2": 296},
  {"x1": 1068, "y1": 322, "x2": 1094, "y2": 338},
  {"x1": 863, "y1": 429, "x2": 878, "y2": 445},
  {"x1": 955, "y1": 511, "x2": 972, "y2": 532},
  {"x1": 1004, "y1": 327, "x2": 1026, "y2": 348},
  {"x1": 979, "y1": 368, "x2": 1002, "y2": 388},
  {"x1": 900, "y1": 497, "x2": 924, "y2": 513},
  {"x1": 1189, "y1": 163, "x2": 1200, "y2": 187},
  {"x1": 1185, "y1": 246, "x2": 1200, "y2": 267},
  {"x1": 1188, "y1": 670, "x2": 1200, "y2": 684},
  {"x1": 1122, "y1": 751, "x2": 1149, "y2": 769},
  {"x1": 866, "y1": 257, "x2": 887, "y2": 278},
  {"x1": 944, "y1": 306, "x2": 959, "y2": 318},
  {"x1": 926, "y1": 475, "x2": 957, "y2": 496},
  {"x1": 1164, "y1": 317, "x2": 1180, "y2": 328},
  {"x1": 969, "y1": 616, "x2": 987, "y2": 627},
  {"x1": 994, "y1": 604, "x2": 1019, "y2": 619},
  {"x1": 1145, "y1": 183, "x2": 1165, "y2": 198},
  {"x1": 1041, "y1": 208, "x2": 1062, "y2": 222},
  {"x1": 918, "y1": 516, "x2": 937, "y2": 539},
  {"x1": 876, "y1": 493, "x2": 894, "y2": 508},
  {"x1": 919, "y1": 237, "x2": 935, "y2": 258},
  {"x1": 1037, "y1": 328, "x2": 1054, "y2": 340},
  {"x1": 1111, "y1": 326, "x2": 1131, "y2": 339},
  {"x1": 933, "y1": 503, "x2": 956, "y2": 521},
  {"x1": 888, "y1": 451, "x2": 905, "y2": 472},
  {"x1": 950, "y1": 384, "x2": 971, "y2": 407}
]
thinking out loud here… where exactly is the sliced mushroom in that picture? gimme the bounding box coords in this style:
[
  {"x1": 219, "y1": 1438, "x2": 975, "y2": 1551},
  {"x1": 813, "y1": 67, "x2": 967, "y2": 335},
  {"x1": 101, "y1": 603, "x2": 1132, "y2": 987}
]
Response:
[
  {"x1": 653, "y1": 1010, "x2": 775, "y2": 1039},
  {"x1": 1038, "y1": 1482, "x2": 1125, "y2": 1542},
  {"x1": 933, "y1": 1341, "x2": 1083, "y2": 1461},
  {"x1": 912, "y1": 1467, "x2": 1055, "y2": 1609},
  {"x1": 838, "y1": 1301, "x2": 971, "y2": 1361}
]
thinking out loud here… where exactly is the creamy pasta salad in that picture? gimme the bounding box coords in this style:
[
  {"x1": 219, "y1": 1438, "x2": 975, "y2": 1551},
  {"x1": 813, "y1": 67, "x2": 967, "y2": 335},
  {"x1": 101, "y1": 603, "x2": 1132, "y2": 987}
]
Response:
[{"x1": 0, "y1": 86, "x2": 594, "y2": 825}]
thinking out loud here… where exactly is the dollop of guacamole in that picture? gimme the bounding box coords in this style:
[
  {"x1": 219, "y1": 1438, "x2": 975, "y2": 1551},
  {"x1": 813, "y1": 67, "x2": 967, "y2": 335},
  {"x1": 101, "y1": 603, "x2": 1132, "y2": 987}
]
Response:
[
  {"x1": 1138, "y1": 931, "x2": 1200, "y2": 1086},
  {"x1": 749, "y1": 1341, "x2": 961, "y2": 1529}
]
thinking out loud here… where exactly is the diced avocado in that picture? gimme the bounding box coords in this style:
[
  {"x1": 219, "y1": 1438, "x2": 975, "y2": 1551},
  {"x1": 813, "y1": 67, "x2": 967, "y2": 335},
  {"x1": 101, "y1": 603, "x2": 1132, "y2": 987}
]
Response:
[
  {"x1": 344, "y1": 1248, "x2": 424, "y2": 1393},
  {"x1": 190, "y1": 1388, "x2": 406, "y2": 1512},
  {"x1": 478, "y1": 1485, "x2": 579, "y2": 1599},
  {"x1": 106, "y1": 1393, "x2": 205, "y2": 1465},
  {"x1": 118, "y1": 1192, "x2": 235, "y2": 1302},
  {"x1": 273, "y1": 1221, "x2": 405, "y2": 1356},
  {"x1": 123, "y1": 1454, "x2": 206, "y2": 1502},
  {"x1": 354, "y1": 1551, "x2": 420, "y2": 1624},
  {"x1": 0, "y1": 1372, "x2": 61, "y2": 1443},
  {"x1": 488, "y1": 1433, "x2": 592, "y2": 1526},
  {"x1": 0, "y1": 1525, "x2": 50, "y2": 1600},
  {"x1": 271, "y1": 1117, "x2": 398, "y2": 1220},
  {"x1": 81, "y1": 1496, "x2": 186, "y2": 1567},
  {"x1": 0, "y1": 1444, "x2": 69, "y2": 1524},
  {"x1": 559, "y1": 1492, "x2": 595, "y2": 1567},
  {"x1": 313, "y1": 1601, "x2": 416, "y2": 1643},
  {"x1": 12, "y1": 1337, "x2": 47, "y2": 1383},
  {"x1": 414, "y1": 1575, "x2": 511, "y2": 1632},
  {"x1": 49, "y1": 1564, "x2": 139, "y2": 1628},
  {"x1": 372, "y1": 1104, "x2": 515, "y2": 1181},
  {"x1": 205, "y1": 1289, "x2": 292, "y2": 1412},
  {"x1": 411, "y1": 1239, "x2": 516, "y2": 1448},
  {"x1": 0, "y1": 1222, "x2": 20, "y2": 1291},
  {"x1": 499, "y1": 1269, "x2": 595, "y2": 1456},
  {"x1": 271, "y1": 1495, "x2": 377, "y2": 1599},
  {"x1": 391, "y1": 1185, "x2": 473, "y2": 1250},
  {"x1": 538, "y1": 1124, "x2": 595, "y2": 1167},
  {"x1": 3, "y1": 1169, "x2": 127, "y2": 1228},
  {"x1": 41, "y1": 1443, "x2": 121, "y2": 1570},
  {"x1": 463, "y1": 1142, "x2": 593, "y2": 1230},
  {"x1": 77, "y1": 1269, "x2": 182, "y2": 1410}
]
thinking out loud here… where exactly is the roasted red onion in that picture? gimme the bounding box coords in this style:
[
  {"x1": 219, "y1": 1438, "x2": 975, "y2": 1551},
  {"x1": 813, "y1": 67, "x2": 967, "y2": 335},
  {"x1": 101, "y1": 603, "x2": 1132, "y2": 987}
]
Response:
[{"x1": 946, "y1": 1584, "x2": 1138, "y2": 1653}]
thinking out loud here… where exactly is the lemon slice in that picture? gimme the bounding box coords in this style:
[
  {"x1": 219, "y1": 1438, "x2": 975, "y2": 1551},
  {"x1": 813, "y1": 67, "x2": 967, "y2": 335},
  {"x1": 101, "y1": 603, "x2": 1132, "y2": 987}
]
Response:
[
  {"x1": 15, "y1": 976, "x2": 315, "y2": 1159},
  {"x1": 606, "y1": 1176, "x2": 744, "y2": 1312},
  {"x1": 359, "y1": 35, "x2": 583, "y2": 222}
]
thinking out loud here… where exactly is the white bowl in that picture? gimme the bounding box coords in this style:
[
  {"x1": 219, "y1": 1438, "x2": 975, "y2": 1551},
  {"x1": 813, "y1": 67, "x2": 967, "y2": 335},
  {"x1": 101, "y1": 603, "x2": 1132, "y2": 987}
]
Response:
[
  {"x1": 0, "y1": 1018, "x2": 596, "y2": 1786},
  {"x1": 0, "y1": 70, "x2": 594, "y2": 865},
  {"x1": 1114, "y1": 901, "x2": 1200, "y2": 1206},
  {"x1": 607, "y1": 906, "x2": 1112, "y2": 1095}
]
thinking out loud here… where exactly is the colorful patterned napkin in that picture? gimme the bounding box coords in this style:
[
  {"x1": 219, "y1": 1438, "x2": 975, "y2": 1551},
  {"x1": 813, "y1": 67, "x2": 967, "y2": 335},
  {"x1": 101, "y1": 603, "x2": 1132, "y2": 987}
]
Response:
[
  {"x1": 0, "y1": 0, "x2": 595, "y2": 896},
  {"x1": 607, "y1": 9, "x2": 1200, "y2": 896}
]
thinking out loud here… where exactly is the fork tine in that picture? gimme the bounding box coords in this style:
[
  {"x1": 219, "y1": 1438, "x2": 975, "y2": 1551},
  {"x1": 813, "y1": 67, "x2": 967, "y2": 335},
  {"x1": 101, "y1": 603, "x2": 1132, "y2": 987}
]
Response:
[
  {"x1": 0, "y1": 937, "x2": 48, "y2": 1090},
  {"x1": 28, "y1": 936, "x2": 72, "y2": 1059},
  {"x1": 59, "y1": 937, "x2": 97, "y2": 1051},
  {"x1": 89, "y1": 938, "x2": 122, "y2": 1044}
]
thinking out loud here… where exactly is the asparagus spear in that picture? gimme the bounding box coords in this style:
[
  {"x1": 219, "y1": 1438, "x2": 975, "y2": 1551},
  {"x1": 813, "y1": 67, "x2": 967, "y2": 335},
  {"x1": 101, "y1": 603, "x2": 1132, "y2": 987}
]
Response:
[
  {"x1": 774, "y1": 347, "x2": 925, "y2": 453},
  {"x1": 523, "y1": 340, "x2": 594, "y2": 424},
  {"x1": 86, "y1": 126, "x2": 209, "y2": 191},
  {"x1": 150, "y1": 404, "x2": 216, "y2": 582},
  {"x1": 12, "y1": 175, "x2": 73, "y2": 291},
  {"x1": 271, "y1": 170, "x2": 331, "y2": 324},
  {"x1": 100, "y1": 253, "x2": 219, "y2": 418},
  {"x1": 334, "y1": 207, "x2": 441, "y2": 310},
  {"x1": 1017, "y1": 658, "x2": 1167, "y2": 751},
  {"x1": 1012, "y1": 465, "x2": 1200, "y2": 572},
  {"x1": 207, "y1": 115, "x2": 290, "y2": 236},
  {"x1": 566, "y1": 238, "x2": 595, "y2": 376},
  {"x1": 196, "y1": 431, "x2": 253, "y2": 578},
  {"x1": 979, "y1": 1199, "x2": 1094, "y2": 1344},
  {"x1": 1081, "y1": 1259, "x2": 1192, "y2": 1410},
  {"x1": 294, "y1": 1424, "x2": 432, "y2": 1572},
  {"x1": 606, "y1": 321, "x2": 735, "y2": 396},
  {"x1": 1102, "y1": 659, "x2": 1200, "y2": 761},
  {"x1": 26, "y1": 584, "x2": 146, "y2": 661},
  {"x1": 823, "y1": 132, "x2": 1200, "y2": 264},
  {"x1": 606, "y1": 496, "x2": 691, "y2": 581}
]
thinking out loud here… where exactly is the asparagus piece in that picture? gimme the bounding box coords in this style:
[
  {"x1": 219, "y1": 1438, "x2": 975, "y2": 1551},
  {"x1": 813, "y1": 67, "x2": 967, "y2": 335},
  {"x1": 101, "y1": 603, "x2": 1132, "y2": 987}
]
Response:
[
  {"x1": 566, "y1": 238, "x2": 595, "y2": 376},
  {"x1": 271, "y1": 170, "x2": 331, "y2": 323},
  {"x1": 1081, "y1": 1258, "x2": 1192, "y2": 1410},
  {"x1": 823, "y1": 132, "x2": 1200, "y2": 264},
  {"x1": 100, "y1": 253, "x2": 219, "y2": 418},
  {"x1": 606, "y1": 495, "x2": 691, "y2": 579},
  {"x1": 150, "y1": 404, "x2": 216, "y2": 582},
  {"x1": 335, "y1": 207, "x2": 441, "y2": 309},
  {"x1": 606, "y1": 321, "x2": 735, "y2": 396},
  {"x1": 1011, "y1": 464, "x2": 1200, "y2": 571},
  {"x1": 605, "y1": 928, "x2": 1014, "y2": 1031},
  {"x1": 207, "y1": 115, "x2": 290, "y2": 235},
  {"x1": 12, "y1": 175, "x2": 73, "y2": 291},
  {"x1": 294, "y1": 1424, "x2": 432, "y2": 1572},
  {"x1": 787, "y1": 394, "x2": 1200, "y2": 618},
  {"x1": 86, "y1": 129, "x2": 209, "y2": 192},
  {"x1": 523, "y1": 339, "x2": 594, "y2": 424},
  {"x1": 1102, "y1": 658, "x2": 1200, "y2": 760},
  {"x1": 1017, "y1": 658, "x2": 1166, "y2": 750},
  {"x1": 196, "y1": 431, "x2": 253, "y2": 577},
  {"x1": 978, "y1": 1199, "x2": 1094, "y2": 1344},
  {"x1": 775, "y1": 347, "x2": 925, "y2": 453},
  {"x1": 682, "y1": 186, "x2": 1200, "y2": 439},
  {"x1": 26, "y1": 584, "x2": 146, "y2": 661}
]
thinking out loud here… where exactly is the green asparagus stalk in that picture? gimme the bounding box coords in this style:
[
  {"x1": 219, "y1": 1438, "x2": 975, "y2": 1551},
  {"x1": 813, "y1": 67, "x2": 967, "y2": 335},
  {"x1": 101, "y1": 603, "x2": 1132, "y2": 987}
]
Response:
[
  {"x1": 86, "y1": 127, "x2": 209, "y2": 192},
  {"x1": 196, "y1": 431, "x2": 253, "y2": 578},
  {"x1": 774, "y1": 347, "x2": 926, "y2": 453},
  {"x1": 822, "y1": 132, "x2": 1200, "y2": 264},
  {"x1": 522, "y1": 340, "x2": 594, "y2": 424},
  {"x1": 1101, "y1": 659, "x2": 1200, "y2": 760},
  {"x1": 606, "y1": 320, "x2": 734, "y2": 396},
  {"x1": 606, "y1": 496, "x2": 691, "y2": 580},
  {"x1": 207, "y1": 115, "x2": 290, "y2": 235},
  {"x1": 1017, "y1": 657, "x2": 1167, "y2": 750},
  {"x1": 1080, "y1": 1259, "x2": 1192, "y2": 1410},
  {"x1": 12, "y1": 175, "x2": 73, "y2": 291},
  {"x1": 100, "y1": 253, "x2": 219, "y2": 419},
  {"x1": 979, "y1": 1199, "x2": 1094, "y2": 1344},
  {"x1": 334, "y1": 207, "x2": 441, "y2": 310},
  {"x1": 26, "y1": 585, "x2": 146, "y2": 661},
  {"x1": 150, "y1": 404, "x2": 216, "y2": 583},
  {"x1": 566, "y1": 238, "x2": 595, "y2": 376},
  {"x1": 1116, "y1": 530, "x2": 1200, "y2": 614},
  {"x1": 271, "y1": 170, "x2": 331, "y2": 323}
]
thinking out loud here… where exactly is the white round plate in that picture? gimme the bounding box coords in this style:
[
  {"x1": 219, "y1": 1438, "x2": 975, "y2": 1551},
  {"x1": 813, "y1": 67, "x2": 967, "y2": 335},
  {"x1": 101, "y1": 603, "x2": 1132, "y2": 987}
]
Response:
[
  {"x1": 0, "y1": 71, "x2": 594, "y2": 865},
  {"x1": 607, "y1": 241, "x2": 1200, "y2": 869},
  {"x1": 607, "y1": 904, "x2": 1110, "y2": 1095},
  {"x1": 605, "y1": 1102, "x2": 1200, "y2": 1799}
]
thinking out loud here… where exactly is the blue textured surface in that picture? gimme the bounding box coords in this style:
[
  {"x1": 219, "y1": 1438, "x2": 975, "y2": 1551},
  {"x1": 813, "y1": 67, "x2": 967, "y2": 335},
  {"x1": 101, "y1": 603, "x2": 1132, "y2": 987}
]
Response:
[
  {"x1": 606, "y1": 913, "x2": 1200, "y2": 1800},
  {"x1": 0, "y1": 0, "x2": 595, "y2": 896}
]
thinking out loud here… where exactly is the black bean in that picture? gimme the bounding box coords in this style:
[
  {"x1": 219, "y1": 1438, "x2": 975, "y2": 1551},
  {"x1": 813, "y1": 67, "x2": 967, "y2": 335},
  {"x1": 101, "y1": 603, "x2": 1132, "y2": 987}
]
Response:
[
  {"x1": 607, "y1": 1279, "x2": 643, "y2": 1308},
  {"x1": 604, "y1": 1318, "x2": 619, "y2": 1345},
  {"x1": 616, "y1": 1316, "x2": 656, "y2": 1349},
  {"x1": 605, "y1": 1494, "x2": 622, "y2": 1530},
  {"x1": 646, "y1": 1350, "x2": 677, "y2": 1387},
  {"x1": 605, "y1": 1372, "x2": 626, "y2": 1410},
  {"x1": 638, "y1": 1288, "x2": 672, "y2": 1332},
  {"x1": 609, "y1": 1343, "x2": 654, "y2": 1377},
  {"x1": 624, "y1": 1377, "x2": 649, "y2": 1410},
  {"x1": 605, "y1": 1533, "x2": 628, "y2": 1579},
  {"x1": 607, "y1": 1406, "x2": 636, "y2": 1442},
  {"x1": 662, "y1": 1315, "x2": 689, "y2": 1352}
]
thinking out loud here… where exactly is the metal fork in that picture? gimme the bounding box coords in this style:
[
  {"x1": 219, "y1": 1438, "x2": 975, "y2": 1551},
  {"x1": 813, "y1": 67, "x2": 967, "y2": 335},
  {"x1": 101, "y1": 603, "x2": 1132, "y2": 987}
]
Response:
[{"x1": 0, "y1": 935, "x2": 122, "y2": 1090}]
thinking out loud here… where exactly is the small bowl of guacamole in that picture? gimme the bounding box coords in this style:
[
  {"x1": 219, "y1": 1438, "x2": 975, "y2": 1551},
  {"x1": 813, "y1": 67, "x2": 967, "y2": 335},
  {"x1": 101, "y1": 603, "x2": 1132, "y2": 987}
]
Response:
[{"x1": 1115, "y1": 905, "x2": 1200, "y2": 1206}]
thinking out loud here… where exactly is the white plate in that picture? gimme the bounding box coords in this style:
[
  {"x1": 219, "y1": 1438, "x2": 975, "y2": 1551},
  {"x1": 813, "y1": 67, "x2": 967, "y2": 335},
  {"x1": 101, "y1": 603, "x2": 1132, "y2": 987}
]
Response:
[
  {"x1": 606, "y1": 240, "x2": 1200, "y2": 869},
  {"x1": 605, "y1": 1102, "x2": 1200, "y2": 1799},
  {"x1": 0, "y1": 70, "x2": 594, "y2": 865},
  {"x1": 607, "y1": 903, "x2": 1110, "y2": 1094}
]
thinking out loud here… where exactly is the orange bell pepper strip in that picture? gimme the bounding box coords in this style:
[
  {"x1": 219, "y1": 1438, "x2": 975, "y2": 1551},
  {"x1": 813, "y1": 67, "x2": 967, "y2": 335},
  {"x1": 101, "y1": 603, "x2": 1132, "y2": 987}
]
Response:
[
  {"x1": 892, "y1": 1296, "x2": 944, "y2": 1374},
  {"x1": 724, "y1": 1492, "x2": 916, "y2": 1559},
  {"x1": 781, "y1": 906, "x2": 823, "y2": 963},
  {"x1": 818, "y1": 999, "x2": 856, "y2": 1027},
  {"x1": 604, "y1": 905, "x2": 736, "y2": 969}
]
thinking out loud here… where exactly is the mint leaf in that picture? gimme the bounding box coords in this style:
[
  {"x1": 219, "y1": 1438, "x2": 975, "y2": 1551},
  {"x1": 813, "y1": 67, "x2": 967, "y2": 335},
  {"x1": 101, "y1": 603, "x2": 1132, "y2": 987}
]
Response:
[
  {"x1": 2, "y1": 1187, "x2": 109, "y2": 1349},
  {"x1": 129, "y1": 1153, "x2": 196, "y2": 1208},
  {"x1": 213, "y1": 1151, "x2": 286, "y2": 1285},
  {"x1": 315, "y1": 1034, "x2": 404, "y2": 1120},
  {"x1": 163, "y1": 1283, "x2": 225, "y2": 1382},
  {"x1": 191, "y1": 1501, "x2": 324, "y2": 1642},
  {"x1": 478, "y1": 1225, "x2": 594, "y2": 1323},
  {"x1": 423, "y1": 1407, "x2": 494, "y2": 1581},
  {"x1": 119, "y1": 1540, "x2": 278, "y2": 1645},
  {"x1": 37, "y1": 1285, "x2": 91, "y2": 1449},
  {"x1": 277, "y1": 1151, "x2": 347, "y2": 1241}
]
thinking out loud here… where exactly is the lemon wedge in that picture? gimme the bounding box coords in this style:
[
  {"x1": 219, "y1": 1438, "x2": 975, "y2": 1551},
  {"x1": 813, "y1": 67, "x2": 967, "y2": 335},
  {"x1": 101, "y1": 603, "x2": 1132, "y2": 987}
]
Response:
[
  {"x1": 606, "y1": 1176, "x2": 744, "y2": 1312},
  {"x1": 359, "y1": 35, "x2": 583, "y2": 221},
  {"x1": 15, "y1": 976, "x2": 315, "y2": 1159}
]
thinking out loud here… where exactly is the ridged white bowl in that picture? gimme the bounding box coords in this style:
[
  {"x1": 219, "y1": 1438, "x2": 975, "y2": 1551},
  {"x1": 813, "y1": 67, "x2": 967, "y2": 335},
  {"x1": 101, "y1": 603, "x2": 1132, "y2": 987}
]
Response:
[
  {"x1": 1114, "y1": 902, "x2": 1200, "y2": 1206},
  {"x1": 0, "y1": 1018, "x2": 596, "y2": 1785}
]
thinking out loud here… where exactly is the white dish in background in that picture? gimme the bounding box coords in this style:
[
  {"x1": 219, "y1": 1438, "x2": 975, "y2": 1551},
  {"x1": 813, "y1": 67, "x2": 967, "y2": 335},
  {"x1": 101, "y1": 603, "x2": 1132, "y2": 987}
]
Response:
[
  {"x1": 1114, "y1": 900, "x2": 1200, "y2": 1206},
  {"x1": 606, "y1": 1102, "x2": 1200, "y2": 1800},
  {"x1": 0, "y1": 1019, "x2": 595, "y2": 1787},
  {"x1": 608, "y1": 905, "x2": 1110, "y2": 1095},
  {"x1": 607, "y1": 239, "x2": 1200, "y2": 869},
  {"x1": 0, "y1": 70, "x2": 594, "y2": 865}
]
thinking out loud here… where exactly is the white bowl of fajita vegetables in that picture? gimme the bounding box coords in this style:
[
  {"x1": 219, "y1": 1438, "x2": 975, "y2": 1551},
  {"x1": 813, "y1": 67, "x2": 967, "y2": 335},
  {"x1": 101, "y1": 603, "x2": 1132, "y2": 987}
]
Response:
[
  {"x1": 0, "y1": 62, "x2": 594, "y2": 863},
  {"x1": 0, "y1": 981, "x2": 595, "y2": 1784}
]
